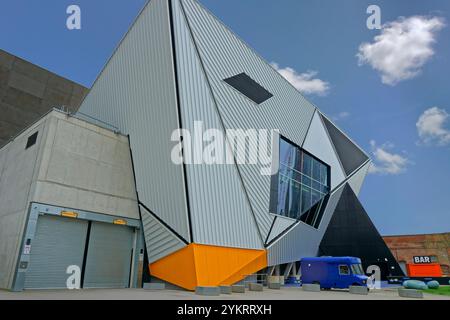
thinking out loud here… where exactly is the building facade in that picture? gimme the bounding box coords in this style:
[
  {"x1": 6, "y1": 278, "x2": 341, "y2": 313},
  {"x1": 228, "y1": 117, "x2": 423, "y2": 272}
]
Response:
[
  {"x1": 77, "y1": 0, "x2": 400, "y2": 290},
  {"x1": 0, "y1": 110, "x2": 143, "y2": 290},
  {"x1": 384, "y1": 233, "x2": 450, "y2": 276},
  {"x1": 0, "y1": 0, "x2": 403, "y2": 291}
]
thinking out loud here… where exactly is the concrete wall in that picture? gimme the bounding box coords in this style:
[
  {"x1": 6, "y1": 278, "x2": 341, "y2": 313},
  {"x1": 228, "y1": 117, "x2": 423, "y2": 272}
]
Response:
[
  {"x1": 0, "y1": 110, "x2": 139, "y2": 289},
  {"x1": 0, "y1": 119, "x2": 46, "y2": 289},
  {"x1": 32, "y1": 112, "x2": 139, "y2": 219},
  {"x1": 0, "y1": 49, "x2": 89, "y2": 147}
]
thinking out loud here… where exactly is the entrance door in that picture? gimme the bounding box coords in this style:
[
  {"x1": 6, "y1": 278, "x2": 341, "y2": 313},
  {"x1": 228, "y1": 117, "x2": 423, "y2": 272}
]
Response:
[
  {"x1": 82, "y1": 221, "x2": 135, "y2": 288},
  {"x1": 24, "y1": 215, "x2": 88, "y2": 289}
]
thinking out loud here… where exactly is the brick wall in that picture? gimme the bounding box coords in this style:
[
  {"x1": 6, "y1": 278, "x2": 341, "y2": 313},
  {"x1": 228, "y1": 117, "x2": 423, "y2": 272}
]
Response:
[{"x1": 383, "y1": 233, "x2": 450, "y2": 276}]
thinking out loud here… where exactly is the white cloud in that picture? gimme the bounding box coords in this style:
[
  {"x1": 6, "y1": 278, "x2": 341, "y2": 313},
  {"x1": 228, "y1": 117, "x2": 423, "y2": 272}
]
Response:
[
  {"x1": 331, "y1": 111, "x2": 350, "y2": 122},
  {"x1": 416, "y1": 107, "x2": 450, "y2": 146},
  {"x1": 271, "y1": 63, "x2": 330, "y2": 95},
  {"x1": 368, "y1": 140, "x2": 409, "y2": 175},
  {"x1": 357, "y1": 16, "x2": 445, "y2": 85}
]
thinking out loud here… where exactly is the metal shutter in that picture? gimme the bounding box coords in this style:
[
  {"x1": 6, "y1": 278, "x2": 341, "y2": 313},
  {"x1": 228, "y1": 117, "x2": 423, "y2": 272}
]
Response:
[
  {"x1": 24, "y1": 215, "x2": 88, "y2": 289},
  {"x1": 82, "y1": 221, "x2": 134, "y2": 288}
]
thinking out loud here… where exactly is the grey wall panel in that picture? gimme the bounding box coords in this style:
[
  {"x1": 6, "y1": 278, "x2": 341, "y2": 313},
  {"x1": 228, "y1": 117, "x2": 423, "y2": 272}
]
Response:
[
  {"x1": 320, "y1": 114, "x2": 369, "y2": 176},
  {"x1": 140, "y1": 206, "x2": 186, "y2": 263},
  {"x1": 267, "y1": 184, "x2": 345, "y2": 266},
  {"x1": 303, "y1": 111, "x2": 346, "y2": 190},
  {"x1": 83, "y1": 222, "x2": 134, "y2": 288},
  {"x1": 24, "y1": 215, "x2": 88, "y2": 289},
  {"x1": 347, "y1": 161, "x2": 371, "y2": 196},
  {"x1": 266, "y1": 216, "x2": 296, "y2": 244},
  {"x1": 180, "y1": 0, "x2": 316, "y2": 239},
  {"x1": 172, "y1": 0, "x2": 263, "y2": 249},
  {"x1": 77, "y1": 0, "x2": 190, "y2": 240}
]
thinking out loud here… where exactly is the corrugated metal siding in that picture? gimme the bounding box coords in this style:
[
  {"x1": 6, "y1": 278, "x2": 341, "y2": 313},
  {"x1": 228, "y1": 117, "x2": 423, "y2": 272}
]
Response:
[
  {"x1": 172, "y1": 0, "x2": 263, "y2": 248},
  {"x1": 267, "y1": 184, "x2": 345, "y2": 266},
  {"x1": 348, "y1": 161, "x2": 371, "y2": 196},
  {"x1": 83, "y1": 222, "x2": 134, "y2": 288},
  {"x1": 24, "y1": 215, "x2": 88, "y2": 289},
  {"x1": 303, "y1": 111, "x2": 346, "y2": 190},
  {"x1": 180, "y1": 0, "x2": 316, "y2": 239},
  {"x1": 77, "y1": 0, "x2": 190, "y2": 240},
  {"x1": 141, "y1": 205, "x2": 186, "y2": 263},
  {"x1": 266, "y1": 216, "x2": 296, "y2": 244}
]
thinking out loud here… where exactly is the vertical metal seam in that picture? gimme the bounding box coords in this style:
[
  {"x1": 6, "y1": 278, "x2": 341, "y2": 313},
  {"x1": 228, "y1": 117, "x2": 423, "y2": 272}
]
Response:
[
  {"x1": 178, "y1": 0, "x2": 265, "y2": 247},
  {"x1": 168, "y1": 0, "x2": 194, "y2": 243}
]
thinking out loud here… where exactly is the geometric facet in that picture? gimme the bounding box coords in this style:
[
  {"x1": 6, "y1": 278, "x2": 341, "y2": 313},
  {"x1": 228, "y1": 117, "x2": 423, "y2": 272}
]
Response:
[
  {"x1": 303, "y1": 111, "x2": 346, "y2": 189},
  {"x1": 149, "y1": 243, "x2": 267, "y2": 290},
  {"x1": 319, "y1": 184, "x2": 404, "y2": 278},
  {"x1": 347, "y1": 160, "x2": 371, "y2": 196},
  {"x1": 320, "y1": 114, "x2": 369, "y2": 176}
]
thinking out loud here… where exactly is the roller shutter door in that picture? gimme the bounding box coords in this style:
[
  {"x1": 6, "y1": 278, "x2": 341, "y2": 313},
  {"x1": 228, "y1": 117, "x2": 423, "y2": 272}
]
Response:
[
  {"x1": 24, "y1": 215, "x2": 88, "y2": 289},
  {"x1": 82, "y1": 221, "x2": 134, "y2": 288}
]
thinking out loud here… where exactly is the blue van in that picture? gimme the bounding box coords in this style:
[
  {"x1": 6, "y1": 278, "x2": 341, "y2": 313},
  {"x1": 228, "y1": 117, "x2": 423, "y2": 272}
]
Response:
[{"x1": 301, "y1": 257, "x2": 368, "y2": 289}]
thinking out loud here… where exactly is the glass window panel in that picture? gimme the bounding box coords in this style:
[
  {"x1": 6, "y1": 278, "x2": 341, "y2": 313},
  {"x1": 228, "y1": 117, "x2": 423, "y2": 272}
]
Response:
[
  {"x1": 279, "y1": 139, "x2": 295, "y2": 168},
  {"x1": 320, "y1": 164, "x2": 328, "y2": 186},
  {"x1": 288, "y1": 180, "x2": 301, "y2": 219},
  {"x1": 276, "y1": 175, "x2": 290, "y2": 216},
  {"x1": 301, "y1": 186, "x2": 311, "y2": 213},
  {"x1": 311, "y1": 190, "x2": 321, "y2": 205},
  {"x1": 312, "y1": 180, "x2": 321, "y2": 193},
  {"x1": 312, "y1": 159, "x2": 321, "y2": 181},
  {"x1": 294, "y1": 148, "x2": 302, "y2": 172},
  {"x1": 302, "y1": 176, "x2": 311, "y2": 188},
  {"x1": 302, "y1": 153, "x2": 312, "y2": 177}
]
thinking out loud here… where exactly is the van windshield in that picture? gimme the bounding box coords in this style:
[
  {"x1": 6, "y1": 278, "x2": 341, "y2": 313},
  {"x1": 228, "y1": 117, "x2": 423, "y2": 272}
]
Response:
[{"x1": 351, "y1": 264, "x2": 365, "y2": 275}]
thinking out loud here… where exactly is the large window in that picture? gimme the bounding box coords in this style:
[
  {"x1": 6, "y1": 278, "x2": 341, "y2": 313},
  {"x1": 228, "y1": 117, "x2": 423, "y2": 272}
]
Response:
[{"x1": 270, "y1": 137, "x2": 330, "y2": 229}]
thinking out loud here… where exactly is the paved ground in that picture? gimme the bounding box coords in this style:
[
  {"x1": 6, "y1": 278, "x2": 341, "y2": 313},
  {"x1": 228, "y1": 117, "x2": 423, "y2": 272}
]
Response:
[{"x1": 1, "y1": 287, "x2": 449, "y2": 300}]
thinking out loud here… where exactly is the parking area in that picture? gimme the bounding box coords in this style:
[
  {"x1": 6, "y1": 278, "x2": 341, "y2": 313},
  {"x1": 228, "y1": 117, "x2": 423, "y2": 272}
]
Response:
[{"x1": 1, "y1": 287, "x2": 449, "y2": 300}]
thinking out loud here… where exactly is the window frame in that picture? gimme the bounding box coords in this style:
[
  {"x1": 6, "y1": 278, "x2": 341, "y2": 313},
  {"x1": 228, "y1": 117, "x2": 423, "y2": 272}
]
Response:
[
  {"x1": 339, "y1": 264, "x2": 350, "y2": 276},
  {"x1": 269, "y1": 135, "x2": 331, "y2": 229}
]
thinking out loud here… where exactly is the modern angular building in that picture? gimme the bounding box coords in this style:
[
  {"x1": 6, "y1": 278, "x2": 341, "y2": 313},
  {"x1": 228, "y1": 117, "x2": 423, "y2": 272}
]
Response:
[{"x1": 0, "y1": 0, "x2": 402, "y2": 291}]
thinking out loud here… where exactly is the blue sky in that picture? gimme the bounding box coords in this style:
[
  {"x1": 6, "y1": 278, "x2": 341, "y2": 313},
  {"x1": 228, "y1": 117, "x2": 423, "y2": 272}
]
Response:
[{"x1": 1, "y1": 0, "x2": 449, "y2": 235}]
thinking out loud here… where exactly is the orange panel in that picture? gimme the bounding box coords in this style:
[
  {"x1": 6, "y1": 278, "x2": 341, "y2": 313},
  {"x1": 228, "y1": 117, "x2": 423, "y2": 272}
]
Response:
[
  {"x1": 149, "y1": 243, "x2": 267, "y2": 291},
  {"x1": 406, "y1": 263, "x2": 443, "y2": 277},
  {"x1": 149, "y1": 244, "x2": 197, "y2": 290}
]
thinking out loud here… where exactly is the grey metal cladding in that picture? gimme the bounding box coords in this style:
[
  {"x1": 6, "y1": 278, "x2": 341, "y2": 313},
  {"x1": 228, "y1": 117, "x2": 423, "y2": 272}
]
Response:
[
  {"x1": 266, "y1": 216, "x2": 296, "y2": 244},
  {"x1": 347, "y1": 160, "x2": 371, "y2": 196},
  {"x1": 320, "y1": 114, "x2": 369, "y2": 176},
  {"x1": 180, "y1": 0, "x2": 316, "y2": 239},
  {"x1": 224, "y1": 73, "x2": 273, "y2": 104},
  {"x1": 266, "y1": 184, "x2": 345, "y2": 266},
  {"x1": 140, "y1": 205, "x2": 186, "y2": 263},
  {"x1": 171, "y1": 0, "x2": 263, "y2": 249},
  {"x1": 77, "y1": 0, "x2": 191, "y2": 240}
]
